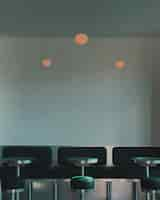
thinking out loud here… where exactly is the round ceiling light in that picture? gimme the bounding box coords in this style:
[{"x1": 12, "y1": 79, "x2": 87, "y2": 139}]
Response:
[
  {"x1": 114, "y1": 59, "x2": 126, "y2": 69},
  {"x1": 74, "y1": 33, "x2": 89, "y2": 46},
  {"x1": 41, "y1": 58, "x2": 52, "y2": 68}
]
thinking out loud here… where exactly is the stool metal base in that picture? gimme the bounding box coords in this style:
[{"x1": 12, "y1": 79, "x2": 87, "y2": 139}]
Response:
[
  {"x1": 11, "y1": 190, "x2": 20, "y2": 200},
  {"x1": 145, "y1": 190, "x2": 157, "y2": 200},
  {"x1": 80, "y1": 189, "x2": 85, "y2": 200},
  {"x1": 27, "y1": 181, "x2": 32, "y2": 200},
  {"x1": 53, "y1": 180, "x2": 58, "y2": 200},
  {"x1": 106, "y1": 181, "x2": 112, "y2": 200},
  {"x1": 132, "y1": 181, "x2": 140, "y2": 200},
  {"x1": 151, "y1": 190, "x2": 156, "y2": 200}
]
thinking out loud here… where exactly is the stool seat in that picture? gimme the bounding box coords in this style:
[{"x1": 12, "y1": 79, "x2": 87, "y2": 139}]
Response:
[
  {"x1": 71, "y1": 176, "x2": 95, "y2": 190},
  {"x1": 67, "y1": 157, "x2": 98, "y2": 166},
  {"x1": 0, "y1": 157, "x2": 34, "y2": 166},
  {"x1": 132, "y1": 157, "x2": 160, "y2": 167},
  {"x1": 141, "y1": 178, "x2": 160, "y2": 191}
]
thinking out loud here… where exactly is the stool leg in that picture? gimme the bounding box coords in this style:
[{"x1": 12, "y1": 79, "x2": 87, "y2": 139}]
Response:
[
  {"x1": 15, "y1": 191, "x2": 20, "y2": 200},
  {"x1": 146, "y1": 191, "x2": 151, "y2": 200},
  {"x1": 28, "y1": 181, "x2": 32, "y2": 200},
  {"x1": 80, "y1": 190, "x2": 85, "y2": 200},
  {"x1": 132, "y1": 181, "x2": 139, "y2": 200},
  {"x1": 146, "y1": 166, "x2": 150, "y2": 178},
  {"x1": 82, "y1": 166, "x2": 85, "y2": 177},
  {"x1": 17, "y1": 166, "x2": 20, "y2": 178},
  {"x1": 11, "y1": 190, "x2": 15, "y2": 200},
  {"x1": 151, "y1": 190, "x2": 156, "y2": 200},
  {"x1": 11, "y1": 190, "x2": 20, "y2": 200},
  {"x1": 53, "y1": 180, "x2": 58, "y2": 200},
  {"x1": 106, "y1": 182, "x2": 112, "y2": 200}
]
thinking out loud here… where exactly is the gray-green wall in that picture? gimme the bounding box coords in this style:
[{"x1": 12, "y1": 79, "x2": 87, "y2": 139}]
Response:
[
  {"x1": 151, "y1": 43, "x2": 160, "y2": 146},
  {"x1": 0, "y1": 0, "x2": 160, "y2": 35},
  {"x1": 0, "y1": 36, "x2": 153, "y2": 145}
]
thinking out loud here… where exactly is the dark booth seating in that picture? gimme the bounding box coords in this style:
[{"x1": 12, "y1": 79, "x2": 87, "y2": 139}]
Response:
[
  {"x1": 58, "y1": 146, "x2": 107, "y2": 166},
  {"x1": 1, "y1": 146, "x2": 53, "y2": 200},
  {"x1": 2, "y1": 146, "x2": 52, "y2": 167},
  {"x1": 113, "y1": 147, "x2": 160, "y2": 200},
  {"x1": 58, "y1": 146, "x2": 107, "y2": 200}
]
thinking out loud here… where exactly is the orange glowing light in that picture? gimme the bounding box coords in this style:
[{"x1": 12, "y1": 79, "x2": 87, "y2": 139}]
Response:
[
  {"x1": 41, "y1": 58, "x2": 52, "y2": 68},
  {"x1": 115, "y1": 59, "x2": 126, "y2": 69},
  {"x1": 74, "y1": 33, "x2": 89, "y2": 46}
]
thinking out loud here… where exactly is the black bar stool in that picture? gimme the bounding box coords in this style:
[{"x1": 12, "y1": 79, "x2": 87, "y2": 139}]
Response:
[
  {"x1": 1, "y1": 146, "x2": 52, "y2": 200},
  {"x1": 132, "y1": 157, "x2": 160, "y2": 200},
  {"x1": 0, "y1": 157, "x2": 34, "y2": 200},
  {"x1": 68, "y1": 157, "x2": 98, "y2": 200},
  {"x1": 2, "y1": 178, "x2": 25, "y2": 200},
  {"x1": 58, "y1": 147, "x2": 107, "y2": 200},
  {"x1": 0, "y1": 157, "x2": 33, "y2": 200},
  {"x1": 112, "y1": 147, "x2": 160, "y2": 200}
]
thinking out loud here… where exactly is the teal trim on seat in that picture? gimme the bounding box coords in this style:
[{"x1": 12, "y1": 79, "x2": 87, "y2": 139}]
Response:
[{"x1": 71, "y1": 176, "x2": 95, "y2": 190}]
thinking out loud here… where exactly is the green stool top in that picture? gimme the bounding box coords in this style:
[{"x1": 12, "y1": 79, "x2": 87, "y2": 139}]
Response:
[
  {"x1": 0, "y1": 157, "x2": 34, "y2": 166},
  {"x1": 67, "y1": 157, "x2": 98, "y2": 166},
  {"x1": 71, "y1": 176, "x2": 95, "y2": 190},
  {"x1": 72, "y1": 176, "x2": 94, "y2": 182},
  {"x1": 132, "y1": 157, "x2": 160, "y2": 167}
]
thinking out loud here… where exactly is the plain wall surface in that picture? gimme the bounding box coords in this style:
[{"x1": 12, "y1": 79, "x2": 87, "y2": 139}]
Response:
[
  {"x1": 151, "y1": 45, "x2": 160, "y2": 146},
  {"x1": 0, "y1": 36, "x2": 153, "y2": 145},
  {"x1": 0, "y1": 0, "x2": 160, "y2": 35}
]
